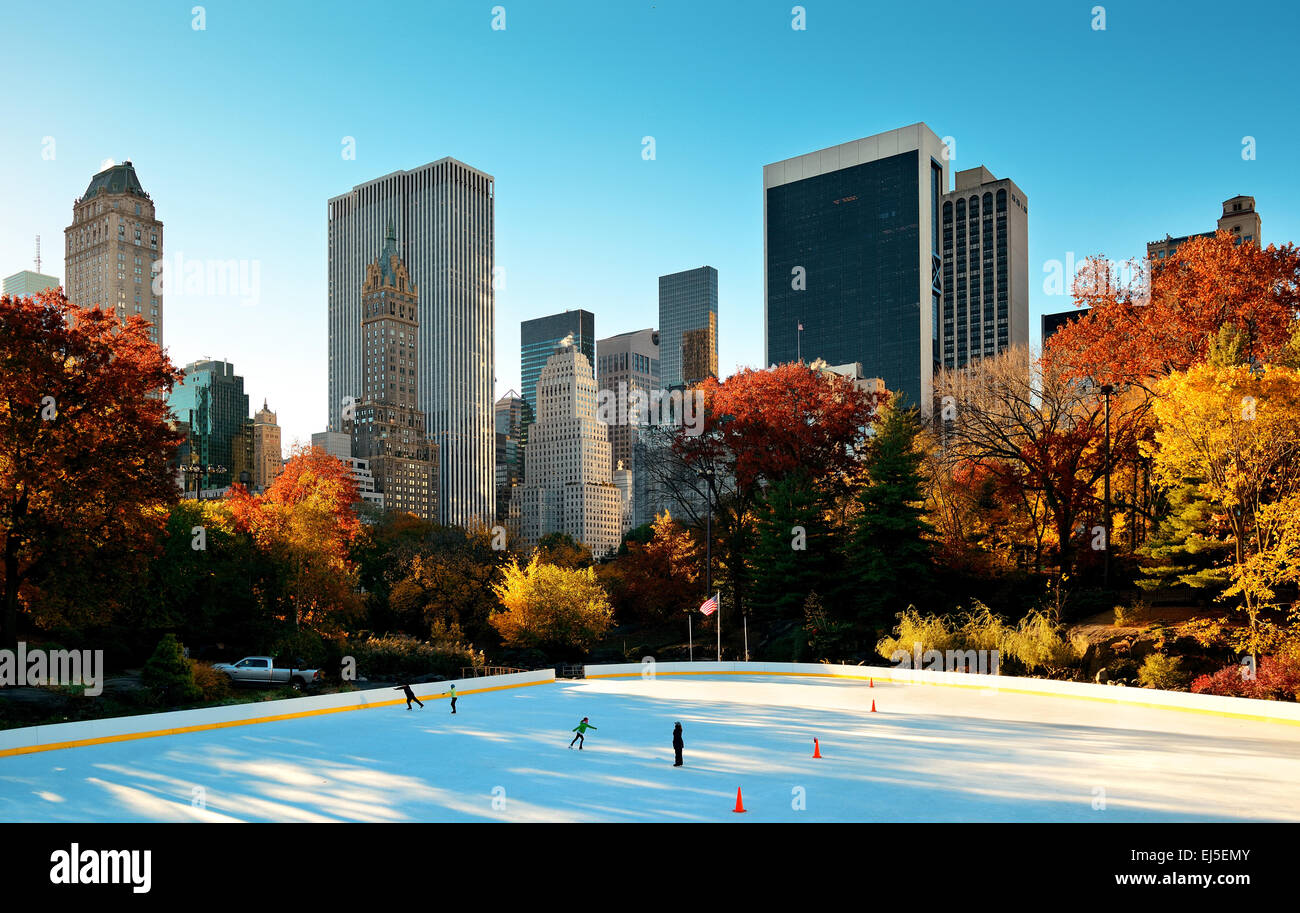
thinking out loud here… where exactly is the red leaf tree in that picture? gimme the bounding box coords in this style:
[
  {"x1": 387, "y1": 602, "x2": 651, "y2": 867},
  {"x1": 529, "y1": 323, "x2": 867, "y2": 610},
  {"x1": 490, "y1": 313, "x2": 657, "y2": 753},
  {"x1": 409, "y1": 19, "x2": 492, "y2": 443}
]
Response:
[
  {"x1": 1048, "y1": 233, "x2": 1300, "y2": 389},
  {"x1": 0, "y1": 290, "x2": 183, "y2": 647}
]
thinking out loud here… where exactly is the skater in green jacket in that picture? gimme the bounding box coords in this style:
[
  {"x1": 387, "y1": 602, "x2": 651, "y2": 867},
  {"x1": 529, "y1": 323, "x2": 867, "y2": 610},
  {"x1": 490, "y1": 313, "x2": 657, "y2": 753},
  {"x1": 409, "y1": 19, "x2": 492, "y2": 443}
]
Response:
[{"x1": 569, "y1": 717, "x2": 596, "y2": 749}]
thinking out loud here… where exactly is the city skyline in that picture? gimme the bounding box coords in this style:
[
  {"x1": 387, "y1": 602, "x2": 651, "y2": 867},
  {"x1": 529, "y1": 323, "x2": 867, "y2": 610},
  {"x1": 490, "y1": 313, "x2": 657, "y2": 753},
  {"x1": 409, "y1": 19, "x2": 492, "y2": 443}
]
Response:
[{"x1": 3, "y1": 0, "x2": 1296, "y2": 449}]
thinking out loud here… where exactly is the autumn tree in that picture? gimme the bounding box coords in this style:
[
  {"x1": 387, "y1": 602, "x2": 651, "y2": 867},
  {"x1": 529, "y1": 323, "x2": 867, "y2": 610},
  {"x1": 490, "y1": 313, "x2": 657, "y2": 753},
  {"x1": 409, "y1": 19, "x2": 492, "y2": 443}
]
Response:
[
  {"x1": 490, "y1": 556, "x2": 614, "y2": 658},
  {"x1": 1149, "y1": 355, "x2": 1300, "y2": 657},
  {"x1": 935, "y1": 346, "x2": 1150, "y2": 577},
  {"x1": 0, "y1": 290, "x2": 183, "y2": 648},
  {"x1": 598, "y1": 511, "x2": 700, "y2": 625},
  {"x1": 1047, "y1": 233, "x2": 1300, "y2": 390},
  {"x1": 226, "y1": 446, "x2": 363, "y2": 634},
  {"x1": 645, "y1": 362, "x2": 883, "y2": 620}
]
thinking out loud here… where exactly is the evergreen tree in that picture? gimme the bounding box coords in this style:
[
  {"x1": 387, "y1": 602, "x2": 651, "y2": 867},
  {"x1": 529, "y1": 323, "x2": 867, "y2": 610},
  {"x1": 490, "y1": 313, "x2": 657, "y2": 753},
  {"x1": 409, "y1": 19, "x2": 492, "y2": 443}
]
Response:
[
  {"x1": 750, "y1": 472, "x2": 836, "y2": 619},
  {"x1": 141, "y1": 633, "x2": 202, "y2": 705},
  {"x1": 848, "y1": 403, "x2": 934, "y2": 626},
  {"x1": 1136, "y1": 478, "x2": 1232, "y2": 604}
]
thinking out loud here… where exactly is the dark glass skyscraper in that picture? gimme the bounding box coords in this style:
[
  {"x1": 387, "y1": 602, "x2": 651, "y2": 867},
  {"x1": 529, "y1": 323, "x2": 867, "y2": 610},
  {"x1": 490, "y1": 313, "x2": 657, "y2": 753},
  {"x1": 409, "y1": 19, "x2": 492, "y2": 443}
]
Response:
[
  {"x1": 658, "y1": 266, "x2": 718, "y2": 390},
  {"x1": 764, "y1": 124, "x2": 948, "y2": 409},
  {"x1": 520, "y1": 310, "x2": 595, "y2": 422},
  {"x1": 167, "y1": 359, "x2": 250, "y2": 491}
]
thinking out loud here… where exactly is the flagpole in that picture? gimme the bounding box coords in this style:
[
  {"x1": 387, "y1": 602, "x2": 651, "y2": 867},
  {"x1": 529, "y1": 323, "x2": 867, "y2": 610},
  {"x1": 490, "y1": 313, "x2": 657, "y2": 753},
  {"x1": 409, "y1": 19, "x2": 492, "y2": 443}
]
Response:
[{"x1": 716, "y1": 591, "x2": 721, "y2": 662}]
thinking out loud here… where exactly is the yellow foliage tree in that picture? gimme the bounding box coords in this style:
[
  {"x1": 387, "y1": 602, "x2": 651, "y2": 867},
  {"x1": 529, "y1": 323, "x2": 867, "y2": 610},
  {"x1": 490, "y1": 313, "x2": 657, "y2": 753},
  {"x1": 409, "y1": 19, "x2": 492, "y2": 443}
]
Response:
[
  {"x1": 490, "y1": 555, "x2": 614, "y2": 656},
  {"x1": 1150, "y1": 359, "x2": 1300, "y2": 656}
]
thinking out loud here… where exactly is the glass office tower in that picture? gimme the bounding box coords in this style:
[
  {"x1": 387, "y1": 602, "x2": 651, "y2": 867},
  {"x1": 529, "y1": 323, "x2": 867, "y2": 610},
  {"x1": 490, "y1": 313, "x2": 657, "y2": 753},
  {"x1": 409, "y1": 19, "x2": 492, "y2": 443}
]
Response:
[
  {"x1": 658, "y1": 266, "x2": 718, "y2": 391},
  {"x1": 764, "y1": 124, "x2": 948, "y2": 409}
]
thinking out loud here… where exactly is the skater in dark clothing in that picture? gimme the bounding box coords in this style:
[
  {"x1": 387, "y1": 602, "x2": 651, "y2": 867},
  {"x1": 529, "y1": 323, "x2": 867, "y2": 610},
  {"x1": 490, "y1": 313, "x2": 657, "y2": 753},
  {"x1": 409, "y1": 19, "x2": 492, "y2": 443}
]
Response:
[
  {"x1": 569, "y1": 717, "x2": 596, "y2": 749},
  {"x1": 449, "y1": 683, "x2": 457, "y2": 714},
  {"x1": 672, "y1": 722, "x2": 684, "y2": 767},
  {"x1": 395, "y1": 684, "x2": 423, "y2": 710}
]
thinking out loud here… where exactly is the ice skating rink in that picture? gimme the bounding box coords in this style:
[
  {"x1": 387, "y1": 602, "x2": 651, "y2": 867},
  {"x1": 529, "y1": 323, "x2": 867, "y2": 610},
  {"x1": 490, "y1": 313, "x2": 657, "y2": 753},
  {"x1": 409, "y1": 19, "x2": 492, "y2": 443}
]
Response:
[{"x1": 3, "y1": 673, "x2": 1299, "y2": 822}]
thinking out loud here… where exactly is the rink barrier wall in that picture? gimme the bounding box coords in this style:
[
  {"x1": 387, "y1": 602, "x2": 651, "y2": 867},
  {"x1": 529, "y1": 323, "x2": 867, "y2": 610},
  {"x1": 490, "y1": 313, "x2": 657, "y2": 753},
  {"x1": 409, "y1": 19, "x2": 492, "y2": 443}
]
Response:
[
  {"x1": 0, "y1": 669, "x2": 554, "y2": 758},
  {"x1": 582, "y1": 661, "x2": 1300, "y2": 726}
]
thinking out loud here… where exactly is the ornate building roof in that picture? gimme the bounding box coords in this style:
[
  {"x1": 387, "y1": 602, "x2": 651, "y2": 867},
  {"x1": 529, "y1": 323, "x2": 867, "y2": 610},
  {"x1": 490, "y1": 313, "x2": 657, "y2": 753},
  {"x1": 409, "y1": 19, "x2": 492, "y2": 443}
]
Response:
[{"x1": 80, "y1": 160, "x2": 150, "y2": 201}]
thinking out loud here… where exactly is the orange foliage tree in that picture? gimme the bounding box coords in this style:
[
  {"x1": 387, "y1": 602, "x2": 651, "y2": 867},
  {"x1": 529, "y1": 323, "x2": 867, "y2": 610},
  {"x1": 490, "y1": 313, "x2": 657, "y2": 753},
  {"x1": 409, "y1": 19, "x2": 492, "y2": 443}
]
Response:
[
  {"x1": 1048, "y1": 233, "x2": 1300, "y2": 390},
  {"x1": 226, "y1": 446, "x2": 363, "y2": 632},
  {"x1": 0, "y1": 290, "x2": 183, "y2": 647}
]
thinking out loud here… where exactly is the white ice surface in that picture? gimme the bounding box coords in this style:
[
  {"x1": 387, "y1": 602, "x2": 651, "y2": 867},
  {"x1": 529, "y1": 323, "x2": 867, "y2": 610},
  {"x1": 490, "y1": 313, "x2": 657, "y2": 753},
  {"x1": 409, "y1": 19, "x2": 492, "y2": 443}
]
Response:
[{"x1": 2, "y1": 674, "x2": 1298, "y2": 822}]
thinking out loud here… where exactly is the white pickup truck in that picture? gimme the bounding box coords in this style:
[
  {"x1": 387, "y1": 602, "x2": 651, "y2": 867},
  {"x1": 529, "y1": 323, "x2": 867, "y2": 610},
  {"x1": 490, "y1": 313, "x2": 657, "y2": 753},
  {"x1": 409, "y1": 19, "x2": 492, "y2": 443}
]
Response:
[{"x1": 211, "y1": 657, "x2": 321, "y2": 691}]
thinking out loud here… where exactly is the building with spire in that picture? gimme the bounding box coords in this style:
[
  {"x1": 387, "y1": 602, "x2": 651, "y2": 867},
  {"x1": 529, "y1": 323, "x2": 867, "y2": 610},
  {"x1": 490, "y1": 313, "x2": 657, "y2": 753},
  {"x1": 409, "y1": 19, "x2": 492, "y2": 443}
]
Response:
[
  {"x1": 349, "y1": 223, "x2": 438, "y2": 521},
  {"x1": 64, "y1": 160, "x2": 163, "y2": 345},
  {"x1": 520, "y1": 341, "x2": 624, "y2": 557}
]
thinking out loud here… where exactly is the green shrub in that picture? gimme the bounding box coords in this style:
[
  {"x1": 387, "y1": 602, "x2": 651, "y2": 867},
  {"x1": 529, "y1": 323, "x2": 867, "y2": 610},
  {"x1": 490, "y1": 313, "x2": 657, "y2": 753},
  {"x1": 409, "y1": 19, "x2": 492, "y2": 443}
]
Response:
[
  {"x1": 141, "y1": 634, "x2": 202, "y2": 705},
  {"x1": 1004, "y1": 608, "x2": 1085, "y2": 674},
  {"x1": 877, "y1": 602, "x2": 1084, "y2": 676},
  {"x1": 1137, "y1": 654, "x2": 1189, "y2": 691}
]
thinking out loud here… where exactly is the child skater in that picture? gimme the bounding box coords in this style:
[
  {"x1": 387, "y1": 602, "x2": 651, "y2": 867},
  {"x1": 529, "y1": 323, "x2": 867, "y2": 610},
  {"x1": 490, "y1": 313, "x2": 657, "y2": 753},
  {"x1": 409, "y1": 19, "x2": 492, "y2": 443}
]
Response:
[{"x1": 569, "y1": 717, "x2": 597, "y2": 749}]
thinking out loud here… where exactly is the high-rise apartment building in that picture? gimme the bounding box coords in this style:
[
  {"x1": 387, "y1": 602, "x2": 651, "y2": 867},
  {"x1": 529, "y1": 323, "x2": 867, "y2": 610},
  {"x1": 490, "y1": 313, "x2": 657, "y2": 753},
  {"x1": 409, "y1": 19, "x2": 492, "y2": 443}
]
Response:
[
  {"x1": 764, "y1": 124, "x2": 948, "y2": 408},
  {"x1": 167, "y1": 359, "x2": 249, "y2": 492},
  {"x1": 939, "y1": 166, "x2": 1030, "y2": 370},
  {"x1": 596, "y1": 328, "x2": 660, "y2": 528},
  {"x1": 519, "y1": 343, "x2": 624, "y2": 557},
  {"x1": 658, "y1": 267, "x2": 718, "y2": 391},
  {"x1": 252, "y1": 400, "x2": 283, "y2": 491},
  {"x1": 3, "y1": 270, "x2": 61, "y2": 298},
  {"x1": 1147, "y1": 195, "x2": 1262, "y2": 261},
  {"x1": 349, "y1": 225, "x2": 438, "y2": 522},
  {"x1": 64, "y1": 161, "x2": 163, "y2": 345},
  {"x1": 328, "y1": 158, "x2": 494, "y2": 528},
  {"x1": 521, "y1": 310, "x2": 595, "y2": 422}
]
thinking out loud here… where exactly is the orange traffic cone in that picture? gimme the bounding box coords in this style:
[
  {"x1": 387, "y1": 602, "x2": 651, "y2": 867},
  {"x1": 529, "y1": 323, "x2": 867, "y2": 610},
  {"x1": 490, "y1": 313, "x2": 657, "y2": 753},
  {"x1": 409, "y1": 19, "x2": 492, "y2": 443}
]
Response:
[
  {"x1": 871, "y1": 699, "x2": 877, "y2": 712},
  {"x1": 870, "y1": 678, "x2": 874, "y2": 688},
  {"x1": 813, "y1": 738, "x2": 822, "y2": 759},
  {"x1": 733, "y1": 787, "x2": 747, "y2": 813}
]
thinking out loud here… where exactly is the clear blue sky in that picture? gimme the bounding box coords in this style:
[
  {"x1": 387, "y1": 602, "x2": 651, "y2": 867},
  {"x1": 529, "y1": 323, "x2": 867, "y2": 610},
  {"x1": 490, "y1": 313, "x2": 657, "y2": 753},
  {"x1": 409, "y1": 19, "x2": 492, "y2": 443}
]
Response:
[{"x1": 3, "y1": 0, "x2": 1296, "y2": 447}]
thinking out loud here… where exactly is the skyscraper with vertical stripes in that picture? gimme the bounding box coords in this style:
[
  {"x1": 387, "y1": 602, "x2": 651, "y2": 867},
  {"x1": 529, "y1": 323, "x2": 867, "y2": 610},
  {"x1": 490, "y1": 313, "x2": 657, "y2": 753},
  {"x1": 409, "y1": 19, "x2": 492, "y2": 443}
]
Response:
[{"x1": 328, "y1": 158, "x2": 495, "y2": 528}]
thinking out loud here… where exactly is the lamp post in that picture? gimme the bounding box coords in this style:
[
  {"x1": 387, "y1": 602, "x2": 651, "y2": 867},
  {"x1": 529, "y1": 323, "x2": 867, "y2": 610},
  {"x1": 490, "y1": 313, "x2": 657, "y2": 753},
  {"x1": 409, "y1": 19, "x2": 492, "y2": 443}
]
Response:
[
  {"x1": 179, "y1": 462, "x2": 227, "y2": 501},
  {"x1": 1100, "y1": 383, "x2": 1114, "y2": 589}
]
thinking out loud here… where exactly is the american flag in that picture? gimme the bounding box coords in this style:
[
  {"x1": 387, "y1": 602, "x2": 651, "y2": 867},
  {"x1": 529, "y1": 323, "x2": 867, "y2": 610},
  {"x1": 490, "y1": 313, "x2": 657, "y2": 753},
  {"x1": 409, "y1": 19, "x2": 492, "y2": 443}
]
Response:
[{"x1": 699, "y1": 595, "x2": 718, "y2": 616}]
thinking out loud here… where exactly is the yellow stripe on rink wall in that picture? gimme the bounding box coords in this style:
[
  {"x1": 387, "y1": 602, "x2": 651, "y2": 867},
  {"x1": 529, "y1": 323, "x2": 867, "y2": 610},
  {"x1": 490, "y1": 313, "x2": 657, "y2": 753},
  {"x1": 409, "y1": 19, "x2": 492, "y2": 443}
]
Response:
[
  {"x1": 0, "y1": 675, "x2": 551, "y2": 758},
  {"x1": 581, "y1": 663, "x2": 1300, "y2": 727}
]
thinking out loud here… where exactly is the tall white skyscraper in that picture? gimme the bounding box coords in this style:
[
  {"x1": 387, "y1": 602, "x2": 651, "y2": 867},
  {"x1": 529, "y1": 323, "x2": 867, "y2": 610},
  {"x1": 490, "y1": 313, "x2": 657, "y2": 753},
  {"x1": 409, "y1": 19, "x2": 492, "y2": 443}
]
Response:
[
  {"x1": 520, "y1": 343, "x2": 624, "y2": 558},
  {"x1": 328, "y1": 158, "x2": 495, "y2": 528}
]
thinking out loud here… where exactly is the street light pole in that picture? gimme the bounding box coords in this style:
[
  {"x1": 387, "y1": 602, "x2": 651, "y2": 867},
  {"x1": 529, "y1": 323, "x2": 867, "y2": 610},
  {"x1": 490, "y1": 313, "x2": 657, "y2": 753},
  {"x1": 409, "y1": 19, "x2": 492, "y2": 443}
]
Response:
[{"x1": 1100, "y1": 384, "x2": 1114, "y2": 589}]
